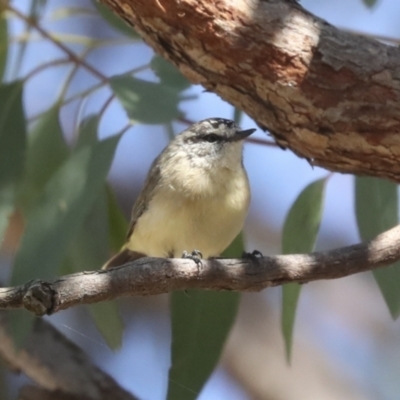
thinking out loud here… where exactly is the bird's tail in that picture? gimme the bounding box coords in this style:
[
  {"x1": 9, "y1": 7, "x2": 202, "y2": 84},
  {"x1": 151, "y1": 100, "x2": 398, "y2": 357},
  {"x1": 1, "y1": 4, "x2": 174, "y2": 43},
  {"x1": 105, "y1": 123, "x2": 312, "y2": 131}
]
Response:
[{"x1": 101, "y1": 247, "x2": 146, "y2": 270}]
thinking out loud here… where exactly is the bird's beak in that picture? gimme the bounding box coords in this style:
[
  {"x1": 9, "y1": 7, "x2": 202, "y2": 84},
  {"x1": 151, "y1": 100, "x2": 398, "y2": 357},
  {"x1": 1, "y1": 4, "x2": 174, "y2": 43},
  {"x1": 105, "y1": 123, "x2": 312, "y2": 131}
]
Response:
[{"x1": 231, "y1": 128, "x2": 256, "y2": 142}]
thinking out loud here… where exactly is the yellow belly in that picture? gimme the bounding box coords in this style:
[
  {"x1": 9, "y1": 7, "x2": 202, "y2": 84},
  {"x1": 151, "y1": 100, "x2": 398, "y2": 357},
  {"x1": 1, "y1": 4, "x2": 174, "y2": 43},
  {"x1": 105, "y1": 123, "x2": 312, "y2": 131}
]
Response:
[{"x1": 126, "y1": 171, "x2": 250, "y2": 258}]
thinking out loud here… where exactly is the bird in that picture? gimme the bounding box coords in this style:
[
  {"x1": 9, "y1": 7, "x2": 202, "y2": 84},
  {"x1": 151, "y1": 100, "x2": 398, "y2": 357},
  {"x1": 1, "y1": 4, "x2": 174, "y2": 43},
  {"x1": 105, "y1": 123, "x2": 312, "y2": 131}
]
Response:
[{"x1": 102, "y1": 117, "x2": 256, "y2": 269}]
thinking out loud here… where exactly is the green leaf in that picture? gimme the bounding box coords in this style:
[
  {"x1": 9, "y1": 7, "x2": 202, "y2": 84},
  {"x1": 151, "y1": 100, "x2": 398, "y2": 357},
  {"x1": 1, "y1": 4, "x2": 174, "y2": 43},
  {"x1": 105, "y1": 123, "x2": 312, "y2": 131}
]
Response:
[
  {"x1": 64, "y1": 192, "x2": 109, "y2": 273},
  {"x1": 106, "y1": 185, "x2": 128, "y2": 252},
  {"x1": 355, "y1": 176, "x2": 400, "y2": 318},
  {"x1": 168, "y1": 291, "x2": 240, "y2": 400},
  {"x1": 233, "y1": 108, "x2": 243, "y2": 125},
  {"x1": 18, "y1": 105, "x2": 69, "y2": 213},
  {"x1": 0, "y1": 82, "x2": 26, "y2": 241},
  {"x1": 221, "y1": 231, "x2": 245, "y2": 258},
  {"x1": 60, "y1": 185, "x2": 124, "y2": 349},
  {"x1": 281, "y1": 178, "x2": 326, "y2": 361},
  {"x1": 0, "y1": 8, "x2": 8, "y2": 81},
  {"x1": 48, "y1": 7, "x2": 95, "y2": 21},
  {"x1": 88, "y1": 301, "x2": 123, "y2": 350},
  {"x1": 93, "y1": 1, "x2": 139, "y2": 38},
  {"x1": 11, "y1": 132, "x2": 121, "y2": 285},
  {"x1": 362, "y1": 0, "x2": 377, "y2": 8},
  {"x1": 7, "y1": 310, "x2": 35, "y2": 350},
  {"x1": 167, "y1": 234, "x2": 243, "y2": 400},
  {"x1": 151, "y1": 56, "x2": 190, "y2": 92},
  {"x1": 110, "y1": 75, "x2": 183, "y2": 124},
  {"x1": 75, "y1": 115, "x2": 99, "y2": 149}
]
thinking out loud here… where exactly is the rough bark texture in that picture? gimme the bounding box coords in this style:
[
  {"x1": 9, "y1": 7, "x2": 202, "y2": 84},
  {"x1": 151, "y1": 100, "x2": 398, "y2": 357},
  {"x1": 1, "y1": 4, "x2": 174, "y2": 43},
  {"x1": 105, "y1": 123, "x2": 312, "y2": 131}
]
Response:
[
  {"x1": 100, "y1": 0, "x2": 400, "y2": 181},
  {"x1": 1, "y1": 224, "x2": 400, "y2": 316}
]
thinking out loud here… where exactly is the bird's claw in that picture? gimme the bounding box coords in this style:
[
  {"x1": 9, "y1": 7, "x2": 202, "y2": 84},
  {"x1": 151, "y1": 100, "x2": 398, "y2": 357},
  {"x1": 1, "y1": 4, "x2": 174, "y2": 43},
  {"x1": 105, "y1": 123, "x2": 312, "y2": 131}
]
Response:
[
  {"x1": 182, "y1": 249, "x2": 203, "y2": 269},
  {"x1": 242, "y1": 250, "x2": 263, "y2": 260}
]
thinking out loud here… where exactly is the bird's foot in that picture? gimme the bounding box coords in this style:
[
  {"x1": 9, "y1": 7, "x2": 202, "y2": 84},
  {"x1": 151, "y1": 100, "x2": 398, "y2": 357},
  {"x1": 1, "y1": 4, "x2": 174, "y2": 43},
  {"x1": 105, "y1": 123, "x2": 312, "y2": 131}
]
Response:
[
  {"x1": 182, "y1": 249, "x2": 203, "y2": 269},
  {"x1": 242, "y1": 250, "x2": 263, "y2": 261}
]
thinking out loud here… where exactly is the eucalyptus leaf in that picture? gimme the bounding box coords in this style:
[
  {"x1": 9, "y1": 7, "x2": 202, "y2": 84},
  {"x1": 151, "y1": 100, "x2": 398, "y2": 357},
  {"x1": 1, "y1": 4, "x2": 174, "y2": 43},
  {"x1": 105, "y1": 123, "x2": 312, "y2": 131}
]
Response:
[
  {"x1": 151, "y1": 55, "x2": 191, "y2": 92},
  {"x1": 110, "y1": 75, "x2": 183, "y2": 124},
  {"x1": 75, "y1": 114, "x2": 99, "y2": 149},
  {"x1": 89, "y1": 301, "x2": 123, "y2": 350},
  {"x1": 281, "y1": 178, "x2": 326, "y2": 361},
  {"x1": 7, "y1": 310, "x2": 34, "y2": 350},
  {"x1": 18, "y1": 105, "x2": 69, "y2": 213},
  {"x1": 167, "y1": 234, "x2": 243, "y2": 400},
  {"x1": 355, "y1": 176, "x2": 400, "y2": 318},
  {"x1": 11, "y1": 134, "x2": 121, "y2": 285},
  {"x1": 93, "y1": 1, "x2": 139, "y2": 38},
  {"x1": 61, "y1": 190, "x2": 124, "y2": 349},
  {"x1": 0, "y1": 8, "x2": 8, "y2": 81},
  {"x1": 168, "y1": 291, "x2": 240, "y2": 400},
  {"x1": 0, "y1": 82, "x2": 26, "y2": 241},
  {"x1": 106, "y1": 185, "x2": 128, "y2": 252},
  {"x1": 362, "y1": 0, "x2": 377, "y2": 8}
]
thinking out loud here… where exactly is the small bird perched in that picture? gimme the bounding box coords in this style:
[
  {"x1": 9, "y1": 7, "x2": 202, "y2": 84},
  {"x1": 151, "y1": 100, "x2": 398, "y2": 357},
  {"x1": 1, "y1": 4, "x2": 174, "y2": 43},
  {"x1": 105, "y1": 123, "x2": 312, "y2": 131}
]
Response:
[{"x1": 102, "y1": 118, "x2": 256, "y2": 269}]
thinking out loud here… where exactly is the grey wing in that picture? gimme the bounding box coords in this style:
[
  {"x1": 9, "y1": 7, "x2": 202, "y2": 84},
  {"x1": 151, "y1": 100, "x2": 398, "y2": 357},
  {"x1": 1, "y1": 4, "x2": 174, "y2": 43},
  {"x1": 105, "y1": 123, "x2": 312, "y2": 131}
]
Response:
[{"x1": 125, "y1": 155, "x2": 162, "y2": 239}]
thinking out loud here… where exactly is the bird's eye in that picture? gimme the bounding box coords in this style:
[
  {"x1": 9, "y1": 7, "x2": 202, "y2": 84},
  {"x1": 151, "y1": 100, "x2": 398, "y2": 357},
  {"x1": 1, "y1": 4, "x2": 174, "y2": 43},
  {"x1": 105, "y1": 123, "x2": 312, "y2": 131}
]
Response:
[{"x1": 204, "y1": 134, "x2": 220, "y2": 143}]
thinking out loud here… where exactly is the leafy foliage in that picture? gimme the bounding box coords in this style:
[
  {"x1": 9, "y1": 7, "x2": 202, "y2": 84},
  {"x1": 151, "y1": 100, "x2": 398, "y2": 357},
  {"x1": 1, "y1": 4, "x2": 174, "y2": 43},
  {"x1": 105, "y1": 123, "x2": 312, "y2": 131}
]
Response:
[
  {"x1": 92, "y1": 0, "x2": 139, "y2": 38},
  {"x1": 0, "y1": 8, "x2": 8, "y2": 81},
  {"x1": 0, "y1": 82, "x2": 26, "y2": 241},
  {"x1": 0, "y1": 2, "x2": 398, "y2": 399},
  {"x1": 11, "y1": 132, "x2": 121, "y2": 284},
  {"x1": 281, "y1": 178, "x2": 326, "y2": 361},
  {"x1": 168, "y1": 234, "x2": 243, "y2": 400},
  {"x1": 17, "y1": 105, "x2": 69, "y2": 213},
  {"x1": 110, "y1": 75, "x2": 184, "y2": 124},
  {"x1": 355, "y1": 177, "x2": 400, "y2": 318}
]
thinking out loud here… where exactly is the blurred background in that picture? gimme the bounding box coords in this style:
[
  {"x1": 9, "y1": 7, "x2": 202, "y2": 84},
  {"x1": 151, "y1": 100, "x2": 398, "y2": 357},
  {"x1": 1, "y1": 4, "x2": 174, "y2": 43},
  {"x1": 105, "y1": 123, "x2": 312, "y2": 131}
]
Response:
[{"x1": 2, "y1": 0, "x2": 400, "y2": 399}]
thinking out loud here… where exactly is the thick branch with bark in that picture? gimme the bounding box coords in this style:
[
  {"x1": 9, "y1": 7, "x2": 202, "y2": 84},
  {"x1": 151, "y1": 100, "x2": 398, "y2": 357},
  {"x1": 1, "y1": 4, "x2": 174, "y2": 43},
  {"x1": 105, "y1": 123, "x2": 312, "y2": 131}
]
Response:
[
  {"x1": 101, "y1": 0, "x2": 400, "y2": 181},
  {"x1": 0, "y1": 316, "x2": 138, "y2": 400},
  {"x1": 1, "y1": 224, "x2": 400, "y2": 316}
]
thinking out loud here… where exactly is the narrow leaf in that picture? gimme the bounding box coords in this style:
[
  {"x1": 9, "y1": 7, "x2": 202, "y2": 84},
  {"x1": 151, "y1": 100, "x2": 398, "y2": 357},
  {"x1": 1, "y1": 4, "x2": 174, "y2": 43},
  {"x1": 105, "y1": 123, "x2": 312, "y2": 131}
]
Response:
[
  {"x1": 151, "y1": 56, "x2": 190, "y2": 92},
  {"x1": 11, "y1": 133, "x2": 121, "y2": 285},
  {"x1": 18, "y1": 105, "x2": 69, "y2": 212},
  {"x1": 168, "y1": 291, "x2": 240, "y2": 400},
  {"x1": 355, "y1": 176, "x2": 400, "y2": 318},
  {"x1": 0, "y1": 8, "x2": 8, "y2": 81},
  {"x1": 93, "y1": 1, "x2": 139, "y2": 38},
  {"x1": 233, "y1": 108, "x2": 243, "y2": 125},
  {"x1": 75, "y1": 115, "x2": 99, "y2": 149},
  {"x1": 89, "y1": 301, "x2": 123, "y2": 350},
  {"x1": 106, "y1": 185, "x2": 128, "y2": 252},
  {"x1": 0, "y1": 82, "x2": 26, "y2": 240},
  {"x1": 362, "y1": 0, "x2": 377, "y2": 8},
  {"x1": 281, "y1": 178, "x2": 326, "y2": 361},
  {"x1": 62, "y1": 191, "x2": 124, "y2": 349},
  {"x1": 7, "y1": 310, "x2": 35, "y2": 350},
  {"x1": 110, "y1": 75, "x2": 182, "y2": 124},
  {"x1": 167, "y1": 235, "x2": 243, "y2": 400}
]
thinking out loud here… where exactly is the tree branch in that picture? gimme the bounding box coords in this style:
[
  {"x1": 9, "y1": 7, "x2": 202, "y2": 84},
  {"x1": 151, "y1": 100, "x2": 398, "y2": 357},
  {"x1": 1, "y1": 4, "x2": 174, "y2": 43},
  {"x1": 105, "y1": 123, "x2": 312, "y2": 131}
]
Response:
[
  {"x1": 0, "y1": 316, "x2": 138, "y2": 400},
  {"x1": 100, "y1": 0, "x2": 400, "y2": 181},
  {"x1": 1, "y1": 225, "x2": 400, "y2": 316}
]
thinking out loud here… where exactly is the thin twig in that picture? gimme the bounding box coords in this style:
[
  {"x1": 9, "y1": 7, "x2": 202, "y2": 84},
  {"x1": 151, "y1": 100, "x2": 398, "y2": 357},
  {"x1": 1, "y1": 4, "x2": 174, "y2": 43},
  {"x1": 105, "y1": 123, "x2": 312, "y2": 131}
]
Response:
[
  {"x1": 7, "y1": 4, "x2": 108, "y2": 83},
  {"x1": 23, "y1": 58, "x2": 72, "y2": 81}
]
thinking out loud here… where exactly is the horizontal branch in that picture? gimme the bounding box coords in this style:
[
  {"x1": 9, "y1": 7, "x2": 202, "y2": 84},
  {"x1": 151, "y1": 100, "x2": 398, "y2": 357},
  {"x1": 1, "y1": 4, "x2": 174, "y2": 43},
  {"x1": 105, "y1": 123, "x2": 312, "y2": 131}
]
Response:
[{"x1": 1, "y1": 225, "x2": 400, "y2": 316}]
